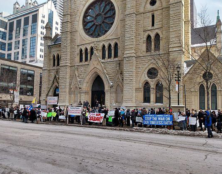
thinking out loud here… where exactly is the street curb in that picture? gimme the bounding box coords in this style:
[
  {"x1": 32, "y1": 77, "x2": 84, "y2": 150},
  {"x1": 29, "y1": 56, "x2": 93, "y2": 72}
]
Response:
[{"x1": 1, "y1": 119, "x2": 221, "y2": 139}]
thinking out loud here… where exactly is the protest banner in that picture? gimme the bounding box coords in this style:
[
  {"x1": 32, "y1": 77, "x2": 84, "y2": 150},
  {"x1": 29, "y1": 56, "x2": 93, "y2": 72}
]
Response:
[
  {"x1": 68, "y1": 107, "x2": 82, "y2": 116},
  {"x1": 189, "y1": 117, "x2": 197, "y2": 125},
  {"x1": 88, "y1": 113, "x2": 105, "y2": 123},
  {"x1": 47, "y1": 97, "x2": 58, "y2": 105},
  {"x1": 143, "y1": 115, "x2": 173, "y2": 126},
  {"x1": 108, "y1": 111, "x2": 115, "y2": 117},
  {"x1": 136, "y1": 117, "x2": 143, "y2": 123}
]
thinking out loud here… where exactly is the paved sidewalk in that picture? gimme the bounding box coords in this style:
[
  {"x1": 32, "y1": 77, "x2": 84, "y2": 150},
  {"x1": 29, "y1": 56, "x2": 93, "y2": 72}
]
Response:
[{"x1": 1, "y1": 118, "x2": 221, "y2": 139}]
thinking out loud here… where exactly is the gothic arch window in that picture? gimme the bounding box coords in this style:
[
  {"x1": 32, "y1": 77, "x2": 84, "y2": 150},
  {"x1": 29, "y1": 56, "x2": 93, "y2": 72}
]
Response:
[
  {"x1": 144, "y1": 82, "x2": 151, "y2": 103},
  {"x1": 154, "y1": 33, "x2": 160, "y2": 51},
  {"x1": 80, "y1": 49, "x2": 83, "y2": 63},
  {"x1": 102, "y1": 45, "x2": 106, "y2": 59},
  {"x1": 57, "y1": 54, "x2": 60, "y2": 66},
  {"x1": 114, "y1": 43, "x2": 118, "y2": 58},
  {"x1": 108, "y1": 44, "x2": 112, "y2": 59},
  {"x1": 53, "y1": 55, "x2": 55, "y2": 67},
  {"x1": 156, "y1": 82, "x2": 163, "y2": 103},
  {"x1": 211, "y1": 84, "x2": 217, "y2": 110},
  {"x1": 146, "y1": 35, "x2": 152, "y2": 52},
  {"x1": 85, "y1": 48, "x2": 89, "y2": 62},
  {"x1": 90, "y1": 47, "x2": 94, "y2": 60},
  {"x1": 199, "y1": 84, "x2": 205, "y2": 110}
]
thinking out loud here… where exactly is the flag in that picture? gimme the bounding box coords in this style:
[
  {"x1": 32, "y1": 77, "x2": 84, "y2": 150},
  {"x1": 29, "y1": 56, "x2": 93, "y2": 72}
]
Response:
[
  {"x1": 27, "y1": 105, "x2": 33, "y2": 111},
  {"x1": 32, "y1": 97, "x2": 36, "y2": 104}
]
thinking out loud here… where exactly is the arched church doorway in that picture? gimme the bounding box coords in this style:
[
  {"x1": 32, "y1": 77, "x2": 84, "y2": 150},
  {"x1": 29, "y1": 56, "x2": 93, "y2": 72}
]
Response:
[{"x1": 91, "y1": 76, "x2": 105, "y2": 107}]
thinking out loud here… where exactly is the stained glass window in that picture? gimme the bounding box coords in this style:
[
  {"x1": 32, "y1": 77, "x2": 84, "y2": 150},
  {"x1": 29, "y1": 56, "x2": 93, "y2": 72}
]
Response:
[
  {"x1": 144, "y1": 82, "x2": 151, "y2": 103},
  {"x1": 83, "y1": 0, "x2": 116, "y2": 38},
  {"x1": 211, "y1": 84, "x2": 217, "y2": 110},
  {"x1": 146, "y1": 35, "x2": 152, "y2": 52},
  {"x1": 199, "y1": 84, "x2": 205, "y2": 110}
]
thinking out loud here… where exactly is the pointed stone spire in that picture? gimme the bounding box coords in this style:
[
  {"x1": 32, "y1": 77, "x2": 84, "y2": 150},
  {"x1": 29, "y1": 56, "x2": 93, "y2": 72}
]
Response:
[
  {"x1": 217, "y1": 10, "x2": 221, "y2": 23},
  {"x1": 44, "y1": 22, "x2": 52, "y2": 40}
]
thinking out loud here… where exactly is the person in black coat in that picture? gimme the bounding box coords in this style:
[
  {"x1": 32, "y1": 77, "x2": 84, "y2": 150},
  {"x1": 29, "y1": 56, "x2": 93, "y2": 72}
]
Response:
[
  {"x1": 126, "y1": 109, "x2": 131, "y2": 126},
  {"x1": 30, "y1": 109, "x2": 37, "y2": 123},
  {"x1": 131, "y1": 109, "x2": 136, "y2": 127},
  {"x1": 114, "y1": 108, "x2": 119, "y2": 126},
  {"x1": 198, "y1": 110, "x2": 204, "y2": 131},
  {"x1": 23, "y1": 108, "x2": 28, "y2": 123}
]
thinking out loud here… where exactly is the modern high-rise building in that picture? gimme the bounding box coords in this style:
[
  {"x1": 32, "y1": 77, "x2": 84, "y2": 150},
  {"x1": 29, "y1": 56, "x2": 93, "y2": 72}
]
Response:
[
  {"x1": 0, "y1": 0, "x2": 61, "y2": 64},
  {"x1": 52, "y1": 0, "x2": 63, "y2": 22}
]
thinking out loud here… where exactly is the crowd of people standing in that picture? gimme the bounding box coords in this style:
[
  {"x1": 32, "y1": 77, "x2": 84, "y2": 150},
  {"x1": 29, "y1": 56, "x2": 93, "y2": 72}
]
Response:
[{"x1": 1, "y1": 103, "x2": 222, "y2": 138}]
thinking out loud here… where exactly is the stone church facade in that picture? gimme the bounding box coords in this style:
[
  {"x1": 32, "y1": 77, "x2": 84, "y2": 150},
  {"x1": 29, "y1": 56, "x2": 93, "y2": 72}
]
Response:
[{"x1": 41, "y1": 0, "x2": 222, "y2": 110}]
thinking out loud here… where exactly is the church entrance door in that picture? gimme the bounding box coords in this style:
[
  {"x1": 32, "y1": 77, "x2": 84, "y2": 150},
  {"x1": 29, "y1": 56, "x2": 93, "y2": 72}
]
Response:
[{"x1": 91, "y1": 76, "x2": 105, "y2": 107}]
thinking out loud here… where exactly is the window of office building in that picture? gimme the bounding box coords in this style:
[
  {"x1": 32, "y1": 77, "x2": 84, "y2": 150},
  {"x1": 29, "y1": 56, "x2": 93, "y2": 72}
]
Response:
[
  {"x1": 31, "y1": 14, "x2": 37, "y2": 35},
  {"x1": 8, "y1": 42, "x2": 12, "y2": 51},
  {"x1": 14, "y1": 40, "x2": 20, "y2": 50},
  {"x1": 7, "y1": 53, "x2": 11, "y2": 60},
  {"x1": 48, "y1": 10, "x2": 53, "y2": 35},
  {"x1": 0, "y1": 19, "x2": 7, "y2": 30},
  {"x1": 0, "y1": 53, "x2": 5, "y2": 58},
  {"x1": 0, "y1": 65, "x2": 17, "y2": 93},
  {"x1": 30, "y1": 36, "x2": 36, "y2": 58},
  {"x1": 8, "y1": 22, "x2": 14, "y2": 40},
  {"x1": 15, "y1": 19, "x2": 21, "y2": 39},
  {"x1": 22, "y1": 39, "x2": 28, "y2": 59},
  {"x1": 0, "y1": 41, "x2": 6, "y2": 51},
  {"x1": 20, "y1": 69, "x2": 35, "y2": 96},
  {"x1": 0, "y1": 31, "x2": 6, "y2": 40},
  {"x1": 14, "y1": 51, "x2": 19, "y2": 60},
  {"x1": 23, "y1": 16, "x2": 29, "y2": 37}
]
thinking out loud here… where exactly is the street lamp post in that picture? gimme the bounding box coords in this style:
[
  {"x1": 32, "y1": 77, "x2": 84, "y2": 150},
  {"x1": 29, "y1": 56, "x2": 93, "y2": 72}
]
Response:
[{"x1": 175, "y1": 64, "x2": 181, "y2": 106}]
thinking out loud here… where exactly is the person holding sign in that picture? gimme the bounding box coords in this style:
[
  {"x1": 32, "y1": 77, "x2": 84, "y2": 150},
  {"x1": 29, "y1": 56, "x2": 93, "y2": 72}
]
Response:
[{"x1": 190, "y1": 110, "x2": 197, "y2": 132}]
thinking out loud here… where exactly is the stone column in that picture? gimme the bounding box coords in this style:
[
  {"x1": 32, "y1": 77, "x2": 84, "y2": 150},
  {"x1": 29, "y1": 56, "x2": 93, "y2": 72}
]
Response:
[
  {"x1": 169, "y1": 0, "x2": 184, "y2": 107},
  {"x1": 41, "y1": 23, "x2": 52, "y2": 105},
  {"x1": 122, "y1": 0, "x2": 136, "y2": 107},
  {"x1": 59, "y1": 0, "x2": 71, "y2": 107}
]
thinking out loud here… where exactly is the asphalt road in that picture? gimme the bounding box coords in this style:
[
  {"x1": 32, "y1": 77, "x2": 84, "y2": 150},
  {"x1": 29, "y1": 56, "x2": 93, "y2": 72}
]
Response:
[{"x1": 0, "y1": 121, "x2": 222, "y2": 174}]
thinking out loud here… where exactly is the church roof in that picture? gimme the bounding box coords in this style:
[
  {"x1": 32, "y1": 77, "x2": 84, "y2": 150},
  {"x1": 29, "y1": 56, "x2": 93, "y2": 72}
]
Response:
[
  {"x1": 53, "y1": 36, "x2": 61, "y2": 45},
  {"x1": 191, "y1": 25, "x2": 216, "y2": 45}
]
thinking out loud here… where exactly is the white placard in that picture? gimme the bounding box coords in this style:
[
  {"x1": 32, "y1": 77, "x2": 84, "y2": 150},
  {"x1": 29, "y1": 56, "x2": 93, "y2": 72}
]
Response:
[
  {"x1": 177, "y1": 116, "x2": 186, "y2": 122},
  {"x1": 59, "y1": 115, "x2": 66, "y2": 120},
  {"x1": 68, "y1": 107, "x2": 82, "y2": 116},
  {"x1": 189, "y1": 117, "x2": 197, "y2": 125},
  {"x1": 136, "y1": 117, "x2": 143, "y2": 123},
  {"x1": 41, "y1": 112, "x2": 47, "y2": 117},
  {"x1": 6, "y1": 108, "x2": 9, "y2": 112},
  {"x1": 108, "y1": 111, "x2": 115, "y2": 117},
  {"x1": 47, "y1": 97, "x2": 58, "y2": 105},
  {"x1": 20, "y1": 105, "x2": 24, "y2": 110},
  {"x1": 41, "y1": 105, "x2": 47, "y2": 110}
]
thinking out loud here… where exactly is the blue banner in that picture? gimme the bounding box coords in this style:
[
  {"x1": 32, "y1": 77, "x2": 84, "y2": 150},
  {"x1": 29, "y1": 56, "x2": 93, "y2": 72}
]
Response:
[{"x1": 143, "y1": 115, "x2": 173, "y2": 126}]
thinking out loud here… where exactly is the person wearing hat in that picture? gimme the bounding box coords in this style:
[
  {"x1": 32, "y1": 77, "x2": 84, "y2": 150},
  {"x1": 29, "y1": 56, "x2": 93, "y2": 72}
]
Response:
[{"x1": 205, "y1": 110, "x2": 213, "y2": 138}]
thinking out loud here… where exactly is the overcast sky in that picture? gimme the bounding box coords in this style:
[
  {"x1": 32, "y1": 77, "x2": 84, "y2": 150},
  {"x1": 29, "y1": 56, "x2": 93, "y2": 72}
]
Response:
[{"x1": 1, "y1": 0, "x2": 222, "y2": 24}]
